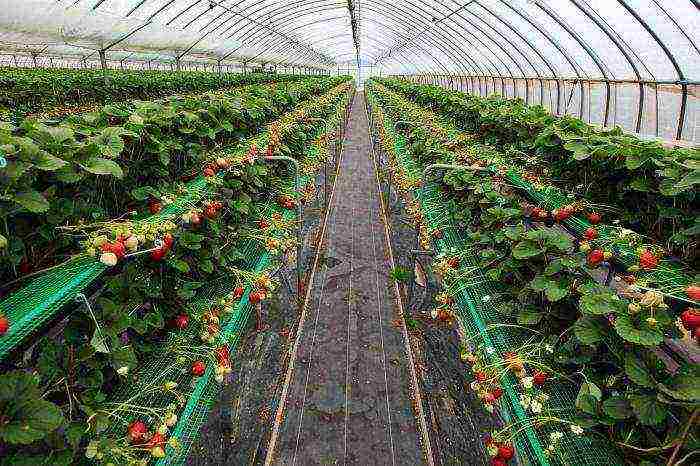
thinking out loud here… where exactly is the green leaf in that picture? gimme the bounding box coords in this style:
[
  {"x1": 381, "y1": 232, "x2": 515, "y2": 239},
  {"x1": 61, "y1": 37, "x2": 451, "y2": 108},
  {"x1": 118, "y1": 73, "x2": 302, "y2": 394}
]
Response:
[
  {"x1": 564, "y1": 140, "x2": 590, "y2": 161},
  {"x1": 580, "y1": 288, "x2": 623, "y2": 316},
  {"x1": 168, "y1": 258, "x2": 190, "y2": 274},
  {"x1": 629, "y1": 394, "x2": 666, "y2": 425},
  {"x1": 512, "y1": 241, "x2": 541, "y2": 259},
  {"x1": 93, "y1": 127, "x2": 130, "y2": 158},
  {"x1": 199, "y1": 259, "x2": 214, "y2": 274},
  {"x1": 602, "y1": 396, "x2": 633, "y2": 419},
  {"x1": 614, "y1": 314, "x2": 664, "y2": 346},
  {"x1": 676, "y1": 170, "x2": 700, "y2": 188},
  {"x1": 518, "y1": 307, "x2": 543, "y2": 325},
  {"x1": 658, "y1": 375, "x2": 700, "y2": 402},
  {"x1": 545, "y1": 280, "x2": 569, "y2": 302},
  {"x1": 79, "y1": 158, "x2": 124, "y2": 178},
  {"x1": 12, "y1": 191, "x2": 50, "y2": 213},
  {"x1": 573, "y1": 316, "x2": 603, "y2": 345},
  {"x1": 131, "y1": 186, "x2": 159, "y2": 201},
  {"x1": 624, "y1": 353, "x2": 655, "y2": 388},
  {"x1": 576, "y1": 382, "x2": 601, "y2": 415},
  {"x1": 0, "y1": 398, "x2": 63, "y2": 444},
  {"x1": 0, "y1": 370, "x2": 41, "y2": 400},
  {"x1": 33, "y1": 151, "x2": 67, "y2": 171}
]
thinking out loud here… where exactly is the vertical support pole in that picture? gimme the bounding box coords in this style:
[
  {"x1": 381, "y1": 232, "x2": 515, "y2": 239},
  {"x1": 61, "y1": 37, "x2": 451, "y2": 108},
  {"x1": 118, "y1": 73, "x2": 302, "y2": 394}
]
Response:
[
  {"x1": 99, "y1": 50, "x2": 107, "y2": 70},
  {"x1": 175, "y1": 57, "x2": 181, "y2": 72}
]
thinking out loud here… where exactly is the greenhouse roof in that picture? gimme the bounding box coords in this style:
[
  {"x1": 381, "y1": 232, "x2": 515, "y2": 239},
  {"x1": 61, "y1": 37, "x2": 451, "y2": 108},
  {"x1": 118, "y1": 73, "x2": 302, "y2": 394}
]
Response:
[{"x1": 0, "y1": 1, "x2": 696, "y2": 78}]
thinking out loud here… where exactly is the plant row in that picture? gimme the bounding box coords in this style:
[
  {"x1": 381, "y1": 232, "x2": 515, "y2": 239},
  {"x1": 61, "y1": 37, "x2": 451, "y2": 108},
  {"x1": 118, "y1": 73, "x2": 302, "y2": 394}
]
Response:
[
  {"x1": 366, "y1": 80, "x2": 699, "y2": 466},
  {"x1": 0, "y1": 76, "x2": 346, "y2": 288},
  {"x1": 0, "y1": 80, "x2": 353, "y2": 465},
  {"x1": 0, "y1": 68, "x2": 302, "y2": 119},
  {"x1": 376, "y1": 78, "x2": 699, "y2": 267}
]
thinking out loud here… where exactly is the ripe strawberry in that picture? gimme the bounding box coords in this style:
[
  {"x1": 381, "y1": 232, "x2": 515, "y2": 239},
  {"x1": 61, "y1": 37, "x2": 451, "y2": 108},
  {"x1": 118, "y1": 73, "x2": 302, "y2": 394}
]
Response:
[
  {"x1": 0, "y1": 315, "x2": 9, "y2": 335},
  {"x1": 587, "y1": 249, "x2": 604, "y2": 267},
  {"x1": 492, "y1": 459, "x2": 507, "y2": 466},
  {"x1": 204, "y1": 205, "x2": 218, "y2": 219},
  {"x1": 149, "y1": 201, "x2": 162, "y2": 215},
  {"x1": 233, "y1": 286, "x2": 244, "y2": 299},
  {"x1": 432, "y1": 229, "x2": 443, "y2": 239},
  {"x1": 151, "y1": 248, "x2": 167, "y2": 262},
  {"x1": 174, "y1": 314, "x2": 189, "y2": 330},
  {"x1": 163, "y1": 234, "x2": 174, "y2": 249},
  {"x1": 191, "y1": 212, "x2": 202, "y2": 226},
  {"x1": 680, "y1": 308, "x2": 700, "y2": 330},
  {"x1": 475, "y1": 371, "x2": 487, "y2": 382},
  {"x1": 533, "y1": 371, "x2": 548, "y2": 386},
  {"x1": 258, "y1": 219, "x2": 270, "y2": 229},
  {"x1": 583, "y1": 228, "x2": 598, "y2": 240},
  {"x1": 111, "y1": 241, "x2": 126, "y2": 259},
  {"x1": 148, "y1": 432, "x2": 166, "y2": 449},
  {"x1": 492, "y1": 387, "x2": 503, "y2": 399},
  {"x1": 553, "y1": 209, "x2": 570, "y2": 222},
  {"x1": 447, "y1": 257, "x2": 460, "y2": 269},
  {"x1": 587, "y1": 212, "x2": 602, "y2": 225},
  {"x1": 639, "y1": 249, "x2": 658, "y2": 270},
  {"x1": 127, "y1": 420, "x2": 148, "y2": 443},
  {"x1": 497, "y1": 444, "x2": 514, "y2": 461},
  {"x1": 216, "y1": 346, "x2": 230, "y2": 364},
  {"x1": 483, "y1": 393, "x2": 496, "y2": 404},
  {"x1": 19, "y1": 259, "x2": 31, "y2": 274},
  {"x1": 191, "y1": 361, "x2": 206, "y2": 377},
  {"x1": 203, "y1": 167, "x2": 216, "y2": 178},
  {"x1": 250, "y1": 291, "x2": 264, "y2": 304},
  {"x1": 687, "y1": 285, "x2": 700, "y2": 302}
]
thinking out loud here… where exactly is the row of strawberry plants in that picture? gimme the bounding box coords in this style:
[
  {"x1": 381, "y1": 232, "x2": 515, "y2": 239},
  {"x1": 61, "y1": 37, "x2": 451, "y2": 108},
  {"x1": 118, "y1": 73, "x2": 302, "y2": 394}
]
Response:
[
  {"x1": 377, "y1": 78, "x2": 699, "y2": 266},
  {"x1": 0, "y1": 79, "x2": 351, "y2": 364},
  {"x1": 367, "y1": 81, "x2": 698, "y2": 466},
  {"x1": 0, "y1": 81, "x2": 353, "y2": 465},
  {"x1": 0, "y1": 76, "x2": 346, "y2": 287},
  {"x1": 374, "y1": 80, "x2": 699, "y2": 305},
  {"x1": 0, "y1": 68, "x2": 302, "y2": 120}
]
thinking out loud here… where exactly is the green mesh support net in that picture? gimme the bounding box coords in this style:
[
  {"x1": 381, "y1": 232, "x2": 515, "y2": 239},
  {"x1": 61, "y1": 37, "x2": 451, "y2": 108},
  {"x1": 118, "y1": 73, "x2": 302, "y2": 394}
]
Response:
[
  {"x1": 366, "y1": 88, "x2": 623, "y2": 466},
  {"x1": 86, "y1": 88, "x2": 352, "y2": 466},
  {"x1": 0, "y1": 79, "x2": 347, "y2": 363}
]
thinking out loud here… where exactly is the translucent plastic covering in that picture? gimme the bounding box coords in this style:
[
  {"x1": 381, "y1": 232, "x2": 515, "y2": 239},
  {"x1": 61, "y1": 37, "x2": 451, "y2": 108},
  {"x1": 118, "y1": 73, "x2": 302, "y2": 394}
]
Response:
[{"x1": 1, "y1": 1, "x2": 698, "y2": 139}]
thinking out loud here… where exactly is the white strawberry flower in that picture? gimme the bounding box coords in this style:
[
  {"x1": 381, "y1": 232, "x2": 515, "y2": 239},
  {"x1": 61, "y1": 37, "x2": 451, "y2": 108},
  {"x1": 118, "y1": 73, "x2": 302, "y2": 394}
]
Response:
[
  {"x1": 165, "y1": 413, "x2": 178, "y2": 426},
  {"x1": 522, "y1": 376, "x2": 534, "y2": 389},
  {"x1": 530, "y1": 400, "x2": 543, "y2": 414},
  {"x1": 116, "y1": 366, "x2": 129, "y2": 376},
  {"x1": 570, "y1": 424, "x2": 584, "y2": 435}
]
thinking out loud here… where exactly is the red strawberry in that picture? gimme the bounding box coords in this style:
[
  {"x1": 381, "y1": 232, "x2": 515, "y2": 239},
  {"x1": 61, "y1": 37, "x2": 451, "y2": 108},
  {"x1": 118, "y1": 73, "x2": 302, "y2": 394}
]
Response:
[
  {"x1": 587, "y1": 249, "x2": 604, "y2": 267},
  {"x1": 148, "y1": 432, "x2": 166, "y2": 449},
  {"x1": 163, "y1": 234, "x2": 174, "y2": 249},
  {"x1": 216, "y1": 346, "x2": 230, "y2": 364},
  {"x1": 554, "y1": 209, "x2": 570, "y2": 222},
  {"x1": 639, "y1": 249, "x2": 658, "y2": 270},
  {"x1": 175, "y1": 314, "x2": 189, "y2": 330},
  {"x1": 475, "y1": 371, "x2": 487, "y2": 382},
  {"x1": 0, "y1": 315, "x2": 9, "y2": 335},
  {"x1": 587, "y1": 212, "x2": 601, "y2": 225},
  {"x1": 497, "y1": 444, "x2": 514, "y2": 461},
  {"x1": 533, "y1": 371, "x2": 548, "y2": 386},
  {"x1": 19, "y1": 259, "x2": 31, "y2": 274},
  {"x1": 111, "y1": 242, "x2": 126, "y2": 259},
  {"x1": 483, "y1": 393, "x2": 496, "y2": 404},
  {"x1": 680, "y1": 308, "x2": 700, "y2": 330},
  {"x1": 150, "y1": 248, "x2": 167, "y2": 262},
  {"x1": 233, "y1": 286, "x2": 244, "y2": 299},
  {"x1": 191, "y1": 212, "x2": 202, "y2": 226},
  {"x1": 492, "y1": 459, "x2": 507, "y2": 466},
  {"x1": 149, "y1": 201, "x2": 162, "y2": 215},
  {"x1": 191, "y1": 361, "x2": 206, "y2": 377},
  {"x1": 204, "y1": 205, "x2": 218, "y2": 219},
  {"x1": 127, "y1": 420, "x2": 148, "y2": 444},
  {"x1": 250, "y1": 291, "x2": 264, "y2": 304},
  {"x1": 583, "y1": 228, "x2": 598, "y2": 240},
  {"x1": 432, "y1": 229, "x2": 443, "y2": 239},
  {"x1": 203, "y1": 167, "x2": 216, "y2": 178},
  {"x1": 258, "y1": 219, "x2": 270, "y2": 229},
  {"x1": 447, "y1": 257, "x2": 460, "y2": 269},
  {"x1": 687, "y1": 285, "x2": 700, "y2": 302},
  {"x1": 492, "y1": 387, "x2": 503, "y2": 400}
]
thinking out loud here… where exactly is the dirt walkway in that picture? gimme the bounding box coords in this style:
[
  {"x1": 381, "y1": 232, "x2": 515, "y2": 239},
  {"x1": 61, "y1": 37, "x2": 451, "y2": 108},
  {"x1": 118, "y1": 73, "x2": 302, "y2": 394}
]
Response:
[{"x1": 267, "y1": 92, "x2": 430, "y2": 466}]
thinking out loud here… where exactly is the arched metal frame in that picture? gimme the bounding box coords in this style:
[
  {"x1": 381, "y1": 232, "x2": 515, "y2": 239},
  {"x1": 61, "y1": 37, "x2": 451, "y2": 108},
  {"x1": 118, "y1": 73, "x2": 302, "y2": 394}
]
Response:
[{"x1": 26, "y1": 0, "x2": 699, "y2": 141}]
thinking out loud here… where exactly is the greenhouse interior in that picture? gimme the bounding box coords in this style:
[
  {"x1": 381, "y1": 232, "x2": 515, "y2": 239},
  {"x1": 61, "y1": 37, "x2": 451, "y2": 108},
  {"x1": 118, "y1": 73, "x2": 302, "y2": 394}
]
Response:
[{"x1": 0, "y1": 1, "x2": 698, "y2": 465}]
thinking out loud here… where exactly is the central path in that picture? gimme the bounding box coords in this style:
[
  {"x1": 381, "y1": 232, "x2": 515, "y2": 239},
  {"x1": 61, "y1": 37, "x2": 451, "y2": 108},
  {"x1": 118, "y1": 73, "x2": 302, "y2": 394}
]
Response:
[{"x1": 267, "y1": 92, "x2": 430, "y2": 466}]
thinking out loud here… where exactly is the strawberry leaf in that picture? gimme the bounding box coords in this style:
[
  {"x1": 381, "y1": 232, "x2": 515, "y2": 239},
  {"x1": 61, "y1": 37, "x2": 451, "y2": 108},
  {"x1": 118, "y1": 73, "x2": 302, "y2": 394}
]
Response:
[{"x1": 629, "y1": 394, "x2": 666, "y2": 425}]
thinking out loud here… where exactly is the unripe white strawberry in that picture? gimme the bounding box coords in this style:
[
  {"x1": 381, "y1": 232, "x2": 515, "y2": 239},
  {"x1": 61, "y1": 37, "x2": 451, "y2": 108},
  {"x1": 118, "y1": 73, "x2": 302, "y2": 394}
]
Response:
[
  {"x1": 100, "y1": 252, "x2": 118, "y2": 267},
  {"x1": 125, "y1": 235, "x2": 139, "y2": 251}
]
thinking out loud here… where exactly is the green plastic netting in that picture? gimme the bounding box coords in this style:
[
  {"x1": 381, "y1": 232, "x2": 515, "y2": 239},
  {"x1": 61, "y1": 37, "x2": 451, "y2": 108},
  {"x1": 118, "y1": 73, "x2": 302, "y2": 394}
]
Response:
[{"x1": 366, "y1": 87, "x2": 623, "y2": 466}]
